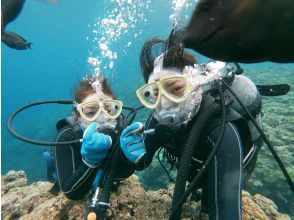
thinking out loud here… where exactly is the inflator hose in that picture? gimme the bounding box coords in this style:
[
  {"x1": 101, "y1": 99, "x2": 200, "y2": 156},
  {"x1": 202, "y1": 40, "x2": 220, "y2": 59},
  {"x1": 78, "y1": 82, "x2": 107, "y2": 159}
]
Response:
[{"x1": 171, "y1": 100, "x2": 222, "y2": 219}]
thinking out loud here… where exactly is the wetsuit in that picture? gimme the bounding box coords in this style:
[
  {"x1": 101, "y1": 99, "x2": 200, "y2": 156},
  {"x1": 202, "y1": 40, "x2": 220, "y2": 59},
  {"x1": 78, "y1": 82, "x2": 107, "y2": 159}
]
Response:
[
  {"x1": 53, "y1": 116, "x2": 135, "y2": 200},
  {"x1": 136, "y1": 95, "x2": 262, "y2": 220}
]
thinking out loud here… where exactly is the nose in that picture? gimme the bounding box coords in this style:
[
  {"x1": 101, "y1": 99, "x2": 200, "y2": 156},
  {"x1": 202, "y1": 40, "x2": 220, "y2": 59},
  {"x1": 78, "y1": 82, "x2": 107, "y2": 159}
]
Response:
[
  {"x1": 159, "y1": 95, "x2": 174, "y2": 111},
  {"x1": 96, "y1": 111, "x2": 108, "y2": 123}
]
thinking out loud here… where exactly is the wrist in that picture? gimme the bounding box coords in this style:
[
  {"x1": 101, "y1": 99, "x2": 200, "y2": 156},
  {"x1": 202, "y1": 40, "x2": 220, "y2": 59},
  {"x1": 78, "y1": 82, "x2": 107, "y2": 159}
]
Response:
[{"x1": 82, "y1": 157, "x2": 101, "y2": 168}]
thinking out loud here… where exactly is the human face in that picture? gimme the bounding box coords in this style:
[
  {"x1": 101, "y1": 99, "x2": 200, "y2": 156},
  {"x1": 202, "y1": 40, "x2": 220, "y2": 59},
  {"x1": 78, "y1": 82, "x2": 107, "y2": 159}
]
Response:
[
  {"x1": 136, "y1": 70, "x2": 191, "y2": 109},
  {"x1": 76, "y1": 93, "x2": 122, "y2": 129}
]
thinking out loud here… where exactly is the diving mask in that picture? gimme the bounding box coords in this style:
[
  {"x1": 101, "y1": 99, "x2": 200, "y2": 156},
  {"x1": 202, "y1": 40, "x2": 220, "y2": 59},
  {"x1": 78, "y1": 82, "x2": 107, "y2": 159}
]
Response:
[
  {"x1": 76, "y1": 99, "x2": 123, "y2": 122},
  {"x1": 136, "y1": 74, "x2": 192, "y2": 109}
]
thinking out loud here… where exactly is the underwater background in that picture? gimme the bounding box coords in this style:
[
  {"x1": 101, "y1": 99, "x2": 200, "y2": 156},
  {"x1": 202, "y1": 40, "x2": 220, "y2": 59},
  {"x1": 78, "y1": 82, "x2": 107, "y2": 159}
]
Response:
[{"x1": 1, "y1": 0, "x2": 293, "y2": 217}]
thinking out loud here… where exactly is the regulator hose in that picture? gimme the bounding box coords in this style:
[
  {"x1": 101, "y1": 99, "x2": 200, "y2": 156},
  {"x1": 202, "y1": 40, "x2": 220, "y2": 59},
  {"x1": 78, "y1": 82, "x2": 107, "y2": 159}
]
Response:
[
  {"x1": 169, "y1": 82, "x2": 226, "y2": 219},
  {"x1": 170, "y1": 81, "x2": 226, "y2": 220},
  {"x1": 7, "y1": 100, "x2": 81, "y2": 146}
]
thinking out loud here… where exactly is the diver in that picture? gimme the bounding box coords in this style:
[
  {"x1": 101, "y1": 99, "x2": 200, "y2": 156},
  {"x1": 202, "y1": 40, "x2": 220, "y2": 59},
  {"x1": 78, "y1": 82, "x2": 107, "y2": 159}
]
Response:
[
  {"x1": 119, "y1": 31, "x2": 263, "y2": 220},
  {"x1": 46, "y1": 75, "x2": 138, "y2": 200}
]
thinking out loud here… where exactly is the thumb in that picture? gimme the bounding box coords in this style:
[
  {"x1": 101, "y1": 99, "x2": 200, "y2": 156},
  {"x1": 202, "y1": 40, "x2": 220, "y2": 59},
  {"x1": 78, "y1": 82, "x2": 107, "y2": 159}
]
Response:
[
  {"x1": 121, "y1": 122, "x2": 144, "y2": 138},
  {"x1": 83, "y1": 122, "x2": 98, "y2": 140}
]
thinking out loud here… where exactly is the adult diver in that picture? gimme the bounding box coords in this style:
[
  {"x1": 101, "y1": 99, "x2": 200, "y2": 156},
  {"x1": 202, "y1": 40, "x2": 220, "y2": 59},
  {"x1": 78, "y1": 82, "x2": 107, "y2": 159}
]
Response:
[{"x1": 119, "y1": 30, "x2": 265, "y2": 219}]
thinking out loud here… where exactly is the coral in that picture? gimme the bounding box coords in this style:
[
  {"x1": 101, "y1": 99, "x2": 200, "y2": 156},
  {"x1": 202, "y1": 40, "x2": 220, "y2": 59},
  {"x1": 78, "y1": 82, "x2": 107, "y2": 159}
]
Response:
[{"x1": 1, "y1": 170, "x2": 290, "y2": 220}]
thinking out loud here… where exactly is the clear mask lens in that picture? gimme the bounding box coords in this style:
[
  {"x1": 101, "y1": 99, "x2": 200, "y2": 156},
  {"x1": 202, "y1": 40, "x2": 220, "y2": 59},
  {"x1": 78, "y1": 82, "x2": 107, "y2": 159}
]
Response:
[
  {"x1": 137, "y1": 83, "x2": 159, "y2": 107},
  {"x1": 161, "y1": 77, "x2": 187, "y2": 100},
  {"x1": 82, "y1": 102, "x2": 100, "y2": 121},
  {"x1": 103, "y1": 100, "x2": 122, "y2": 118},
  {"x1": 137, "y1": 75, "x2": 190, "y2": 109},
  {"x1": 78, "y1": 100, "x2": 122, "y2": 121}
]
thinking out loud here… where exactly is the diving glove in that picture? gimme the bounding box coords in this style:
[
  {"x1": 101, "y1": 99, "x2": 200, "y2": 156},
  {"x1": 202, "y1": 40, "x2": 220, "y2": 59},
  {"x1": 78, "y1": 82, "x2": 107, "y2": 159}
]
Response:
[
  {"x1": 81, "y1": 122, "x2": 112, "y2": 167},
  {"x1": 120, "y1": 122, "x2": 146, "y2": 164}
]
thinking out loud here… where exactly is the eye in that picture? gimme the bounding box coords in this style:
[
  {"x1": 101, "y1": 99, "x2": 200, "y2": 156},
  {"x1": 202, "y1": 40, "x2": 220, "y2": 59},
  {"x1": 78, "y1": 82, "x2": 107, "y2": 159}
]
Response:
[
  {"x1": 144, "y1": 91, "x2": 151, "y2": 97},
  {"x1": 85, "y1": 111, "x2": 96, "y2": 117},
  {"x1": 82, "y1": 106, "x2": 99, "y2": 117}
]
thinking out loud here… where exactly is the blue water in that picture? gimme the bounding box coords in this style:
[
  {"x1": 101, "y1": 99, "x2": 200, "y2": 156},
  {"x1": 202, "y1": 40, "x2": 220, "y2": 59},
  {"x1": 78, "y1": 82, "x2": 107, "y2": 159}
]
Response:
[{"x1": 1, "y1": 0, "x2": 293, "y2": 217}]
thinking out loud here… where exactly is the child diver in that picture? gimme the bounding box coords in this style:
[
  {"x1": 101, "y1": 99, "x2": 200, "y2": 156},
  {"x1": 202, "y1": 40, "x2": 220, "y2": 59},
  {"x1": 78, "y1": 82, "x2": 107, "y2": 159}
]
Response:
[{"x1": 51, "y1": 75, "x2": 139, "y2": 199}]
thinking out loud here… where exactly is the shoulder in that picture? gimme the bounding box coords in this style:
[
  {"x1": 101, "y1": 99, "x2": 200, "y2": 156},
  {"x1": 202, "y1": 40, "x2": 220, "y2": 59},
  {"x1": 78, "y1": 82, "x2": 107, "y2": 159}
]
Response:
[
  {"x1": 55, "y1": 116, "x2": 82, "y2": 141},
  {"x1": 209, "y1": 121, "x2": 240, "y2": 141},
  {"x1": 56, "y1": 125, "x2": 75, "y2": 142}
]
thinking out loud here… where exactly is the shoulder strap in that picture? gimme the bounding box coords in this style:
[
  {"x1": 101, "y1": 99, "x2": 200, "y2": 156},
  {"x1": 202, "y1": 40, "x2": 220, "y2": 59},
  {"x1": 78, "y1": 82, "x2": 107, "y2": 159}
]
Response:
[
  {"x1": 50, "y1": 116, "x2": 81, "y2": 196},
  {"x1": 56, "y1": 115, "x2": 82, "y2": 139}
]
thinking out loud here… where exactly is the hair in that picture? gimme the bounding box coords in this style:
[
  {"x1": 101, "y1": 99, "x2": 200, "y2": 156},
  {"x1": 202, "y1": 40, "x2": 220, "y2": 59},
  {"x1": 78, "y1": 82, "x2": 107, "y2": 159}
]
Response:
[
  {"x1": 73, "y1": 75, "x2": 114, "y2": 116},
  {"x1": 140, "y1": 27, "x2": 197, "y2": 82}
]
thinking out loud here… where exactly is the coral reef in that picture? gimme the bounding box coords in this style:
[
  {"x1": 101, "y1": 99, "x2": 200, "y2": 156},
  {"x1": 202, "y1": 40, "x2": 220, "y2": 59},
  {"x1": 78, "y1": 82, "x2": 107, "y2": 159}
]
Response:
[
  {"x1": 1, "y1": 170, "x2": 290, "y2": 220},
  {"x1": 137, "y1": 65, "x2": 294, "y2": 218},
  {"x1": 244, "y1": 65, "x2": 294, "y2": 217}
]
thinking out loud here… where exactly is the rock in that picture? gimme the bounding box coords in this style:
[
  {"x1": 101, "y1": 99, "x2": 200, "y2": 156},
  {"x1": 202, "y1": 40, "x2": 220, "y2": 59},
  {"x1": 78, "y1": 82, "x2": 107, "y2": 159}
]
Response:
[
  {"x1": 1, "y1": 170, "x2": 27, "y2": 195},
  {"x1": 1, "y1": 170, "x2": 291, "y2": 220}
]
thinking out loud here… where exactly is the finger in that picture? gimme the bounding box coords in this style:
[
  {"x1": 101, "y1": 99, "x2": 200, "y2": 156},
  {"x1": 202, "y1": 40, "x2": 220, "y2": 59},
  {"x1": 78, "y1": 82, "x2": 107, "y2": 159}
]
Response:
[
  {"x1": 83, "y1": 122, "x2": 98, "y2": 140},
  {"x1": 83, "y1": 132, "x2": 100, "y2": 153},
  {"x1": 91, "y1": 133, "x2": 111, "y2": 152},
  {"x1": 99, "y1": 133, "x2": 112, "y2": 149},
  {"x1": 121, "y1": 122, "x2": 144, "y2": 138},
  {"x1": 123, "y1": 135, "x2": 143, "y2": 147},
  {"x1": 131, "y1": 146, "x2": 146, "y2": 156},
  {"x1": 126, "y1": 140, "x2": 144, "y2": 151}
]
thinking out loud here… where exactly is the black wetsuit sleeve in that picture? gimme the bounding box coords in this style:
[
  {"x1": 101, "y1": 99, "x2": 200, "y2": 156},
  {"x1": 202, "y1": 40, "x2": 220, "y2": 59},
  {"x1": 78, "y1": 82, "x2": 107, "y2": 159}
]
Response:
[
  {"x1": 54, "y1": 126, "x2": 97, "y2": 200},
  {"x1": 135, "y1": 114, "x2": 160, "y2": 170},
  {"x1": 202, "y1": 122, "x2": 243, "y2": 220}
]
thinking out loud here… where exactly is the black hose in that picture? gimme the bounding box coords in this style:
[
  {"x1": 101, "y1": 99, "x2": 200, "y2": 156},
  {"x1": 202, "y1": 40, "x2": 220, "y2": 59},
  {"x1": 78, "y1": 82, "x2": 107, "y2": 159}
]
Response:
[
  {"x1": 7, "y1": 100, "x2": 138, "y2": 147},
  {"x1": 7, "y1": 100, "x2": 81, "y2": 146},
  {"x1": 158, "y1": 147, "x2": 175, "y2": 183},
  {"x1": 97, "y1": 106, "x2": 140, "y2": 187},
  {"x1": 221, "y1": 79, "x2": 294, "y2": 193},
  {"x1": 126, "y1": 105, "x2": 145, "y2": 125},
  {"x1": 170, "y1": 82, "x2": 225, "y2": 220},
  {"x1": 95, "y1": 129, "x2": 123, "y2": 219},
  {"x1": 169, "y1": 82, "x2": 226, "y2": 219},
  {"x1": 7, "y1": 99, "x2": 142, "y2": 219},
  {"x1": 88, "y1": 105, "x2": 141, "y2": 219}
]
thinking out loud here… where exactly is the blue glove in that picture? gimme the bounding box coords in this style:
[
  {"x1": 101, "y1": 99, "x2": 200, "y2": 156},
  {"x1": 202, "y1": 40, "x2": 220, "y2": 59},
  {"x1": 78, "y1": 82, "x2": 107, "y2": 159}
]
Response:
[
  {"x1": 81, "y1": 122, "x2": 112, "y2": 167},
  {"x1": 120, "y1": 122, "x2": 146, "y2": 164}
]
